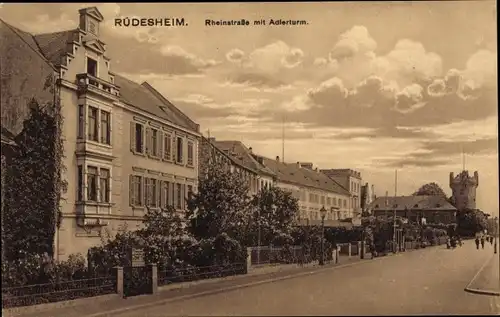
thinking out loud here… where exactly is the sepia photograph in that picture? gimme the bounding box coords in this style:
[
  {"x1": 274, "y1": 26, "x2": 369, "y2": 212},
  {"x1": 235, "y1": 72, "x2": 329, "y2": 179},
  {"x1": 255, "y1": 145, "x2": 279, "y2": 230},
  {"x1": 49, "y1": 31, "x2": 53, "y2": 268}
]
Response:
[{"x1": 0, "y1": 1, "x2": 498, "y2": 316}]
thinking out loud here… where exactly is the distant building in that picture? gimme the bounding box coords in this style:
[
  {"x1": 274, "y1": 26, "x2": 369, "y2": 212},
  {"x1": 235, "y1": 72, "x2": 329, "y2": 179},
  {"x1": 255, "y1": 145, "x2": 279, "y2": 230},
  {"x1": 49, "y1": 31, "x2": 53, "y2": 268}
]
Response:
[
  {"x1": 370, "y1": 195, "x2": 457, "y2": 224},
  {"x1": 320, "y1": 169, "x2": 363, "y2": 217},
  {"x1": 211, "y1": 140, "x2": 277, "y2": 194},
  {"x1": 252, "y1": 157, "x2": 352, "y2": 225},
  {"x1": 450, "y1": 170, "x2": 478, "y2": 211},
  {"x1": 198, "y1": 137, "x2": 260, "y2": 195}
]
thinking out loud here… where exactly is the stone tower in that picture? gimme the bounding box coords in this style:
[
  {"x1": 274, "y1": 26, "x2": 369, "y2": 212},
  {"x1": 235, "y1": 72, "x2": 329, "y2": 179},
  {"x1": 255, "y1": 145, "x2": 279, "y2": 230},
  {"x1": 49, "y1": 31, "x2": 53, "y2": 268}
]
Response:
[{"x1": 450, "y1": 170, "x2": 478, "y2": 211}]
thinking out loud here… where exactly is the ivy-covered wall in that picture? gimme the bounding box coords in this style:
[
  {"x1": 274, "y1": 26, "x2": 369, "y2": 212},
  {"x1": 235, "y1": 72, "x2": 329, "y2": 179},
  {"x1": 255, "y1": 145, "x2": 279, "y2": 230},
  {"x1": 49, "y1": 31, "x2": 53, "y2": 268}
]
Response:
[{"x1": 1, "y1": 21, "x2": 66, "y2": 262}]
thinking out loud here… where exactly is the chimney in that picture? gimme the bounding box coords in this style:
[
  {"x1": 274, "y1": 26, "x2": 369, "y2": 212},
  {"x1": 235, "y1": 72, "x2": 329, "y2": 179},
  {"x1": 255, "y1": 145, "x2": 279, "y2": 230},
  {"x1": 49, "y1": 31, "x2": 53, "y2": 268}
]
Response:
[
  {"x1": 315, "y1": 167, "x2": 318, "y2": 172},
  {"x1": 249, "y1": 147, "x2": 253, "y2": 154},
  {"x1": 299, "y1": 162, "x2": 313, "y2": 170},
  {"x1": 297, "y1": 162, "x2": 300, "y2": 168},
  {"x1": 276, "y1": 156, "x2": 280, "y2": 162}
]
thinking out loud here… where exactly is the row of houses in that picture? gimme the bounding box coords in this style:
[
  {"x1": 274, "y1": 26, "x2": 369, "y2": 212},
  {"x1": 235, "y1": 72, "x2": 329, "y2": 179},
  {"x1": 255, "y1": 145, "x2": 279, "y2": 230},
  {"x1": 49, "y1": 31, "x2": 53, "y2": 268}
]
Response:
[
  {"x1": 0, "y1": 7, "x2": 367, "y2": 260},
  {"x1": 1, "y1": 6, "x2": 461, "y2": 261}
]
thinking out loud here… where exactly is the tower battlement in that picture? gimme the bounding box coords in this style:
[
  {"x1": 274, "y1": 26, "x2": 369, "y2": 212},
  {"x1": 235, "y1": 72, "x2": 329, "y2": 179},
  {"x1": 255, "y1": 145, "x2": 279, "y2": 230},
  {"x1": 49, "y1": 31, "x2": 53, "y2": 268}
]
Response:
[{"x1": 450, "y1": 170, "x2": 478, "y2": 211}]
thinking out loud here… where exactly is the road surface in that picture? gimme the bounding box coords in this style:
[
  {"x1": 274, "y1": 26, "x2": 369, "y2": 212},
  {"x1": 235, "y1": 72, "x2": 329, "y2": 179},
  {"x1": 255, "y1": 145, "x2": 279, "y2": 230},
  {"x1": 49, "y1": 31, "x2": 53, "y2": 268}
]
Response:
[{"x1": 114, "y1": 241, "x2": 500, "y2": 316}]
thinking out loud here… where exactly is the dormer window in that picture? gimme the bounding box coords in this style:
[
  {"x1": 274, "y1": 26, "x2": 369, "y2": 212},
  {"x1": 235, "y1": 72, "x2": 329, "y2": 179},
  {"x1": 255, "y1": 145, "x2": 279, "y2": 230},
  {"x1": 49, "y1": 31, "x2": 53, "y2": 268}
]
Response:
[
  {"x1": 89, "y1": 21, "x2": 96, "y2": 34},
  {"x1": 87, "y1": 57, "x2": 97, "y2": 76}
]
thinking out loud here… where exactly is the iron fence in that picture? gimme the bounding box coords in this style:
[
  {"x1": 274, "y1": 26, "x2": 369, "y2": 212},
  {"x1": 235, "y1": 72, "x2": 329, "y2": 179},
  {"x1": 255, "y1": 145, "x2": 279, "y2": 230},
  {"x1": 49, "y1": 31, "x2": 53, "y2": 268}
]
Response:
[
  {"x1": 250, "y1": 246, "x2": 304, "y2": 265},
  {"x1": 158, "y1": 263, "x2": 246, "y2": 287},
  {"x1": 123, "y1": 266, "x2": 153, "y2": 298},
  {"x1": 2, "y1": 275, "x2": 116, "y2": 308}
]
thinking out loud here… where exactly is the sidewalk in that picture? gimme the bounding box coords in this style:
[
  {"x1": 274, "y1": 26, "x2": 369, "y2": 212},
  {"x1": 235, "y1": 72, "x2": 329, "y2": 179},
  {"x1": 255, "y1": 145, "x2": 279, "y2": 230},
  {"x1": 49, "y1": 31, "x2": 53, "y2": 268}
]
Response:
[
  {"x1": 4, "y1": 256, "x2": 363, "y2": 317},
  {"x1": 465, "y1": 254, "x2": 500, "y2": 296}
]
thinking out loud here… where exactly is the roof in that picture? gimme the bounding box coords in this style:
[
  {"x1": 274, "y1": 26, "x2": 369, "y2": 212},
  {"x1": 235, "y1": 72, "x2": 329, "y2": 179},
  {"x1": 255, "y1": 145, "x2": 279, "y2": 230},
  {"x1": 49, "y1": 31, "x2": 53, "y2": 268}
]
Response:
[
  {"x1": 296, "y1": 219, "x2": 354, "y2": 229},
  {"x1": 1, "y1": 16, "x2": 199, "y2": 134},
  {"x1": 114, "y1": 75, "x2": 198, "y2": 132},
  {"x1": 261, "y1": 157, "x2": 351, "y2": 196},
  {"x1": 202, "y1": 137, "x2": 258, "y2": 174},
  {"x1": 212, "y1": 140, "x2": 276, "y2": 177},
  {"x1": 370, "y1": 195, "x2": 457, "y2": 211}
]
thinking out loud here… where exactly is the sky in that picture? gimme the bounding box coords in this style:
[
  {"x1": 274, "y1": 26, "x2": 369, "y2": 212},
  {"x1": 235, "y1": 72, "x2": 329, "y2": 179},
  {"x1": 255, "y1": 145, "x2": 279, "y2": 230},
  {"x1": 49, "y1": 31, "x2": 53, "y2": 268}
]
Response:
[{"x1": 1, "y1": 2, "x2": 497, "y2": 215}]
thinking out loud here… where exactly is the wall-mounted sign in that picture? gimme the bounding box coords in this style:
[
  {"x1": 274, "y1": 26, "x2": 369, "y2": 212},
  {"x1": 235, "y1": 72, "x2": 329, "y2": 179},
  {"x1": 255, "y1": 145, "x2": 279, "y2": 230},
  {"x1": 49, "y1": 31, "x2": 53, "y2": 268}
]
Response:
[{"x1": 131, "y1": 248, "x2": 145, "y2": 267}]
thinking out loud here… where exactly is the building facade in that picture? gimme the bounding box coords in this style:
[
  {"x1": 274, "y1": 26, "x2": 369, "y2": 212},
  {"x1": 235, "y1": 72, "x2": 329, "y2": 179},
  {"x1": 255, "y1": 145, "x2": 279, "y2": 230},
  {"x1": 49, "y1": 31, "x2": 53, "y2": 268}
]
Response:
[
  {"x1": 212, "y1": 140, "x2": 277, "y2": 194},
  {"x1": 2, "y1": 7, "x2": 201, "y2": 260},
  {"x1": 199, "y1": 136, "x2": 260, "y2": 195},
  {"x1": 450, "y1": 170, "x2": 479, "y2": 211},
  {"x1": 253, "y1": 157, "x2": 353, "y2": 225},
  {"x1": 370, "y1": 195, "x2": 457, "y2": 224},
  {"x1": 320, "y1": 168, "x2": 363, "y2": 217}
]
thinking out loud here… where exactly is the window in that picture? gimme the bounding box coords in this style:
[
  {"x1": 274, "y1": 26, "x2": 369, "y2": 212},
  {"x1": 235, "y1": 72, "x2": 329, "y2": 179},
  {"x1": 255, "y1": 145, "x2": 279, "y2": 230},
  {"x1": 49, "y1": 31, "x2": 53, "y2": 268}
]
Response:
[
  {"x1": 151, "y1": 129, "x2": 159, "y2": 156},
  {"x1": 87, "y1": 57, "x2": 97, "y2": 76},
  {"x1": 163, "y1": 133, "x2": 172, "y2": 160},
  {"x1": 187, "y1": 141, "x2": 194, "y2": 166},
  {"x1": 99, "y1": 168, "x2": 110, "y2": 203},
  {"x1": 161, "y1": 181, "x2": 170, "y2": 208},
  {"x1": 176, "y1": 183, "x2": 182, "y2": 209},
  {"x1": 77, "y1": 165, "x2": 83, "y2": 201},
  {"x1": 327, "y1": 197, "x2": 331, "y2": 205},
  {"x1": 309, "y1": 193, "x2": 313, "y2": 202},
  {"x1": 135, "y1": 123, "x2": 144, "y2": 153},
  {"x1": 321, "y1": 196, "x2": 325, "y2": 205},
  {"x1": 150, "y1": 179, "x2": 158, "y2": 208},
  {"x1": 131, "y1": 175, "x2": 143, "y2": 206},
  {"x1": 343, "y1": 199, "x2": 347, "y2": 208},
  {"x1": 87, "y1": 166, "x2": 98, "y2": 201},
  {"x1": 88, "y1": 106, "x2": 98, "y2": 141},
  {"x1": 145, "y1": 178, "x2": 157, "y2": 208},
  {"x1": 333, "y1": 198, "x2": 337, "y2": 206},
  {"x1": 100, "y1": 110, "x2": 111, "y2": 145},
  {"x1": 78, "y1": 105, "x2": 84, "y2": 139},
  {"x1": 176, "y1": 137, "x2": 184, "y2": 163}
]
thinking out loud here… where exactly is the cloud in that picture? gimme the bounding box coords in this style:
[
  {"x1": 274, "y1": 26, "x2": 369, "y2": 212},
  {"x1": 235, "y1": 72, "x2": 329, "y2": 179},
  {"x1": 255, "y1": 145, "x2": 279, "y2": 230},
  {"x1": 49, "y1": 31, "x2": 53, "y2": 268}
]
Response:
[
  {"x1": 157, "y1": 45, "x2": 220, "y2": 75},
  {"x1": 376, "y1": 137, "x2": 498, "y2": 168},
  {"x1": 395, "y1": 83, "x2": 425, "y2": 112},
  {"x1": 229, "y1": 41, "x2": 305, "y2": 73},
  {"x1": 461, "y1": 49, "x2": 496, "y2": 89},
  {"x1": 225, "y1": 72, "x2": 288, "y2": 89},
  {"x1": 307, "y1": 77, "x2": 348, "y2": 106},
  {"x1": 329, "y1": 25, "x2": 377, "y2": 61}
]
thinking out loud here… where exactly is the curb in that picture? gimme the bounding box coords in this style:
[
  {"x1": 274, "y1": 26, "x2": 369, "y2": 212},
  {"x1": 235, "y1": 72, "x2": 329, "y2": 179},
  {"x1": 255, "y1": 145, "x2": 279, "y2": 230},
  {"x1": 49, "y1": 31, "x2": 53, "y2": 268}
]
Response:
[
  {"x1": 85, "y1": 257, "x2": 385, "y2": 317},
  {"x1": 464, "y1": 255, "x2": 500, "y2": 297}
]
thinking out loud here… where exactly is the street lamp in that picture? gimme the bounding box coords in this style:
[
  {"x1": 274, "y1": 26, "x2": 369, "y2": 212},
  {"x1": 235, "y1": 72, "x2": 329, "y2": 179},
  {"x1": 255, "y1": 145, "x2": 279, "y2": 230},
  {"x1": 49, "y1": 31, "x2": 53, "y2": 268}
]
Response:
[{"x1": 320, "y1": 206, "x2": 327, "y2": 266}]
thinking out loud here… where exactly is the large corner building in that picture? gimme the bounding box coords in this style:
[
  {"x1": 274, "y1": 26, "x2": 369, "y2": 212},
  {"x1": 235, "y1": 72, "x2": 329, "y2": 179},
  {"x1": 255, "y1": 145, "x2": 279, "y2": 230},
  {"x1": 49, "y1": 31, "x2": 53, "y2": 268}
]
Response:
[{"x1": 1, "y1": 7, "x2": 201, "y2": 260}]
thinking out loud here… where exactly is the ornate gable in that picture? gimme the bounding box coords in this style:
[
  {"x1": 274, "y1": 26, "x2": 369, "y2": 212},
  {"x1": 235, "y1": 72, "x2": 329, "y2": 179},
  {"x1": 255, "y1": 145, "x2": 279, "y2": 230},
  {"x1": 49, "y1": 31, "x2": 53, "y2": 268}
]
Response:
[
  {"x1": 84, "y1": 39, "x2": 105, "y2": 55},
  {"x1": 78, "y1": 7, "x2": 104, "y2": 22}
]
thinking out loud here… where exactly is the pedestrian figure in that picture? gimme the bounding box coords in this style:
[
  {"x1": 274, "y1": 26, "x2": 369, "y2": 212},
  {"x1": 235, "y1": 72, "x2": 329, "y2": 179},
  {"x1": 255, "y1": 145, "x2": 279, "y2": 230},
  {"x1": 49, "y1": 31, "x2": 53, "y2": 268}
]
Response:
[
  {"x1": 480, "y1": 236, "x2": 485, "y2": 249},
  {"x1": 490, "y1": 236, "x2": 494, "y2": 245},
  {"x1": 475, "y1": 237, "x2": 480, "y2": 250}
]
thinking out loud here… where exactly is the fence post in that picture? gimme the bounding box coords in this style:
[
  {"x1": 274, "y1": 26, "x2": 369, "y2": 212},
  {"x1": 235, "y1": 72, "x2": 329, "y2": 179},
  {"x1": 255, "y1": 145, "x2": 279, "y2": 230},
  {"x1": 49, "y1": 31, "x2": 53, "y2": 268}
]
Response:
[
  {"x1": 149, "y1": 264, "x2": 158, "y2": 295},
  {"x1": 246, "y1": 247, "x2": 252, "y2": 272},
  {"x1": 114, "y1": 266, "x2": 124, "y2": 298},
  {"x1": 348, "y1": 243, "x2": 352, "y2": 257},
  {"x1": 357, "y1": 241, "x2": 361, "y2": 258},
  {"x1": 336, "y1": 246, "x2": 340, "y2": 264}
]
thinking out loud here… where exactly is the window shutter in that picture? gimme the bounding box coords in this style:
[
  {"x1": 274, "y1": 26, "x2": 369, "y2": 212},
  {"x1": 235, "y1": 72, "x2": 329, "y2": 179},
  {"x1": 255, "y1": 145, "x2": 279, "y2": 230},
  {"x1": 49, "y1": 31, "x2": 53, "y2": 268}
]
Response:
[
  {"x1": 145, "y1": 127, "x2": 151, "y2": 155},
  {"x1": 159, "y1": 131, "x2": 164, "y2": 160},
  {"x1": 172, "y1": 182, "x2": 176, "y2": 208},
  {"x1": 156, "y1": 180, "x2": 161, "y2": 207},
  {"x1": 130, "y1": 122, "x2": 136, "y2": 153},
  {"x1": 129, "y1": 175, "x2": 134, "y2": 206},
  {"x1": 160, "y1": 181, "x2": 165, "y2": 209},
  {"x1": 143, "y1": 178, "x2": 149, "y2": 207},
  {"x1": 172, "y1": 136, "x2": 177, "y2": 162},
  {"x1": 182, "y1": 184, "x2": 186, "y2": 210}
]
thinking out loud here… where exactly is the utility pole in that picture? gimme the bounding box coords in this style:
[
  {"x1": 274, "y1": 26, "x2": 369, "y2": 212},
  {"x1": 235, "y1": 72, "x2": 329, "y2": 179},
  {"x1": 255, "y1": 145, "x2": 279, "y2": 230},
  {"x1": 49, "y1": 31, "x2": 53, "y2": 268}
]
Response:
[
  {"x1": 392, "y1": 170, "x2": 398, "y2": 253},
  {"x1": 282, "y1": 114, "x2": 285, "y2": 162}
]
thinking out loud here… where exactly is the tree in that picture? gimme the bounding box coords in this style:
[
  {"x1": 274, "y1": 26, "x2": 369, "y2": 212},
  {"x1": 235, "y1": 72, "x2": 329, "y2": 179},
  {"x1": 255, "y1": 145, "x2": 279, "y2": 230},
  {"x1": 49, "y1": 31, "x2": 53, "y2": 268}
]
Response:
[
  {"x1": 456, "y1": 209, "x2": 488, "y2": 236},
  {"x1": 186, "y1": 159, "x2": 252, "y2": 244},
  {"x1": 249, "y1": 186, "x2": 299, "y2": 246},
  {"x1": 413, "y1": 182, "x2": 447, "y2": 197},
  {"x1": 138, "y1": 205, "x2": 195, "y2": 269},
  {"x1": 2, "y1": 96, "x2": 66, "y2": 262}
]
